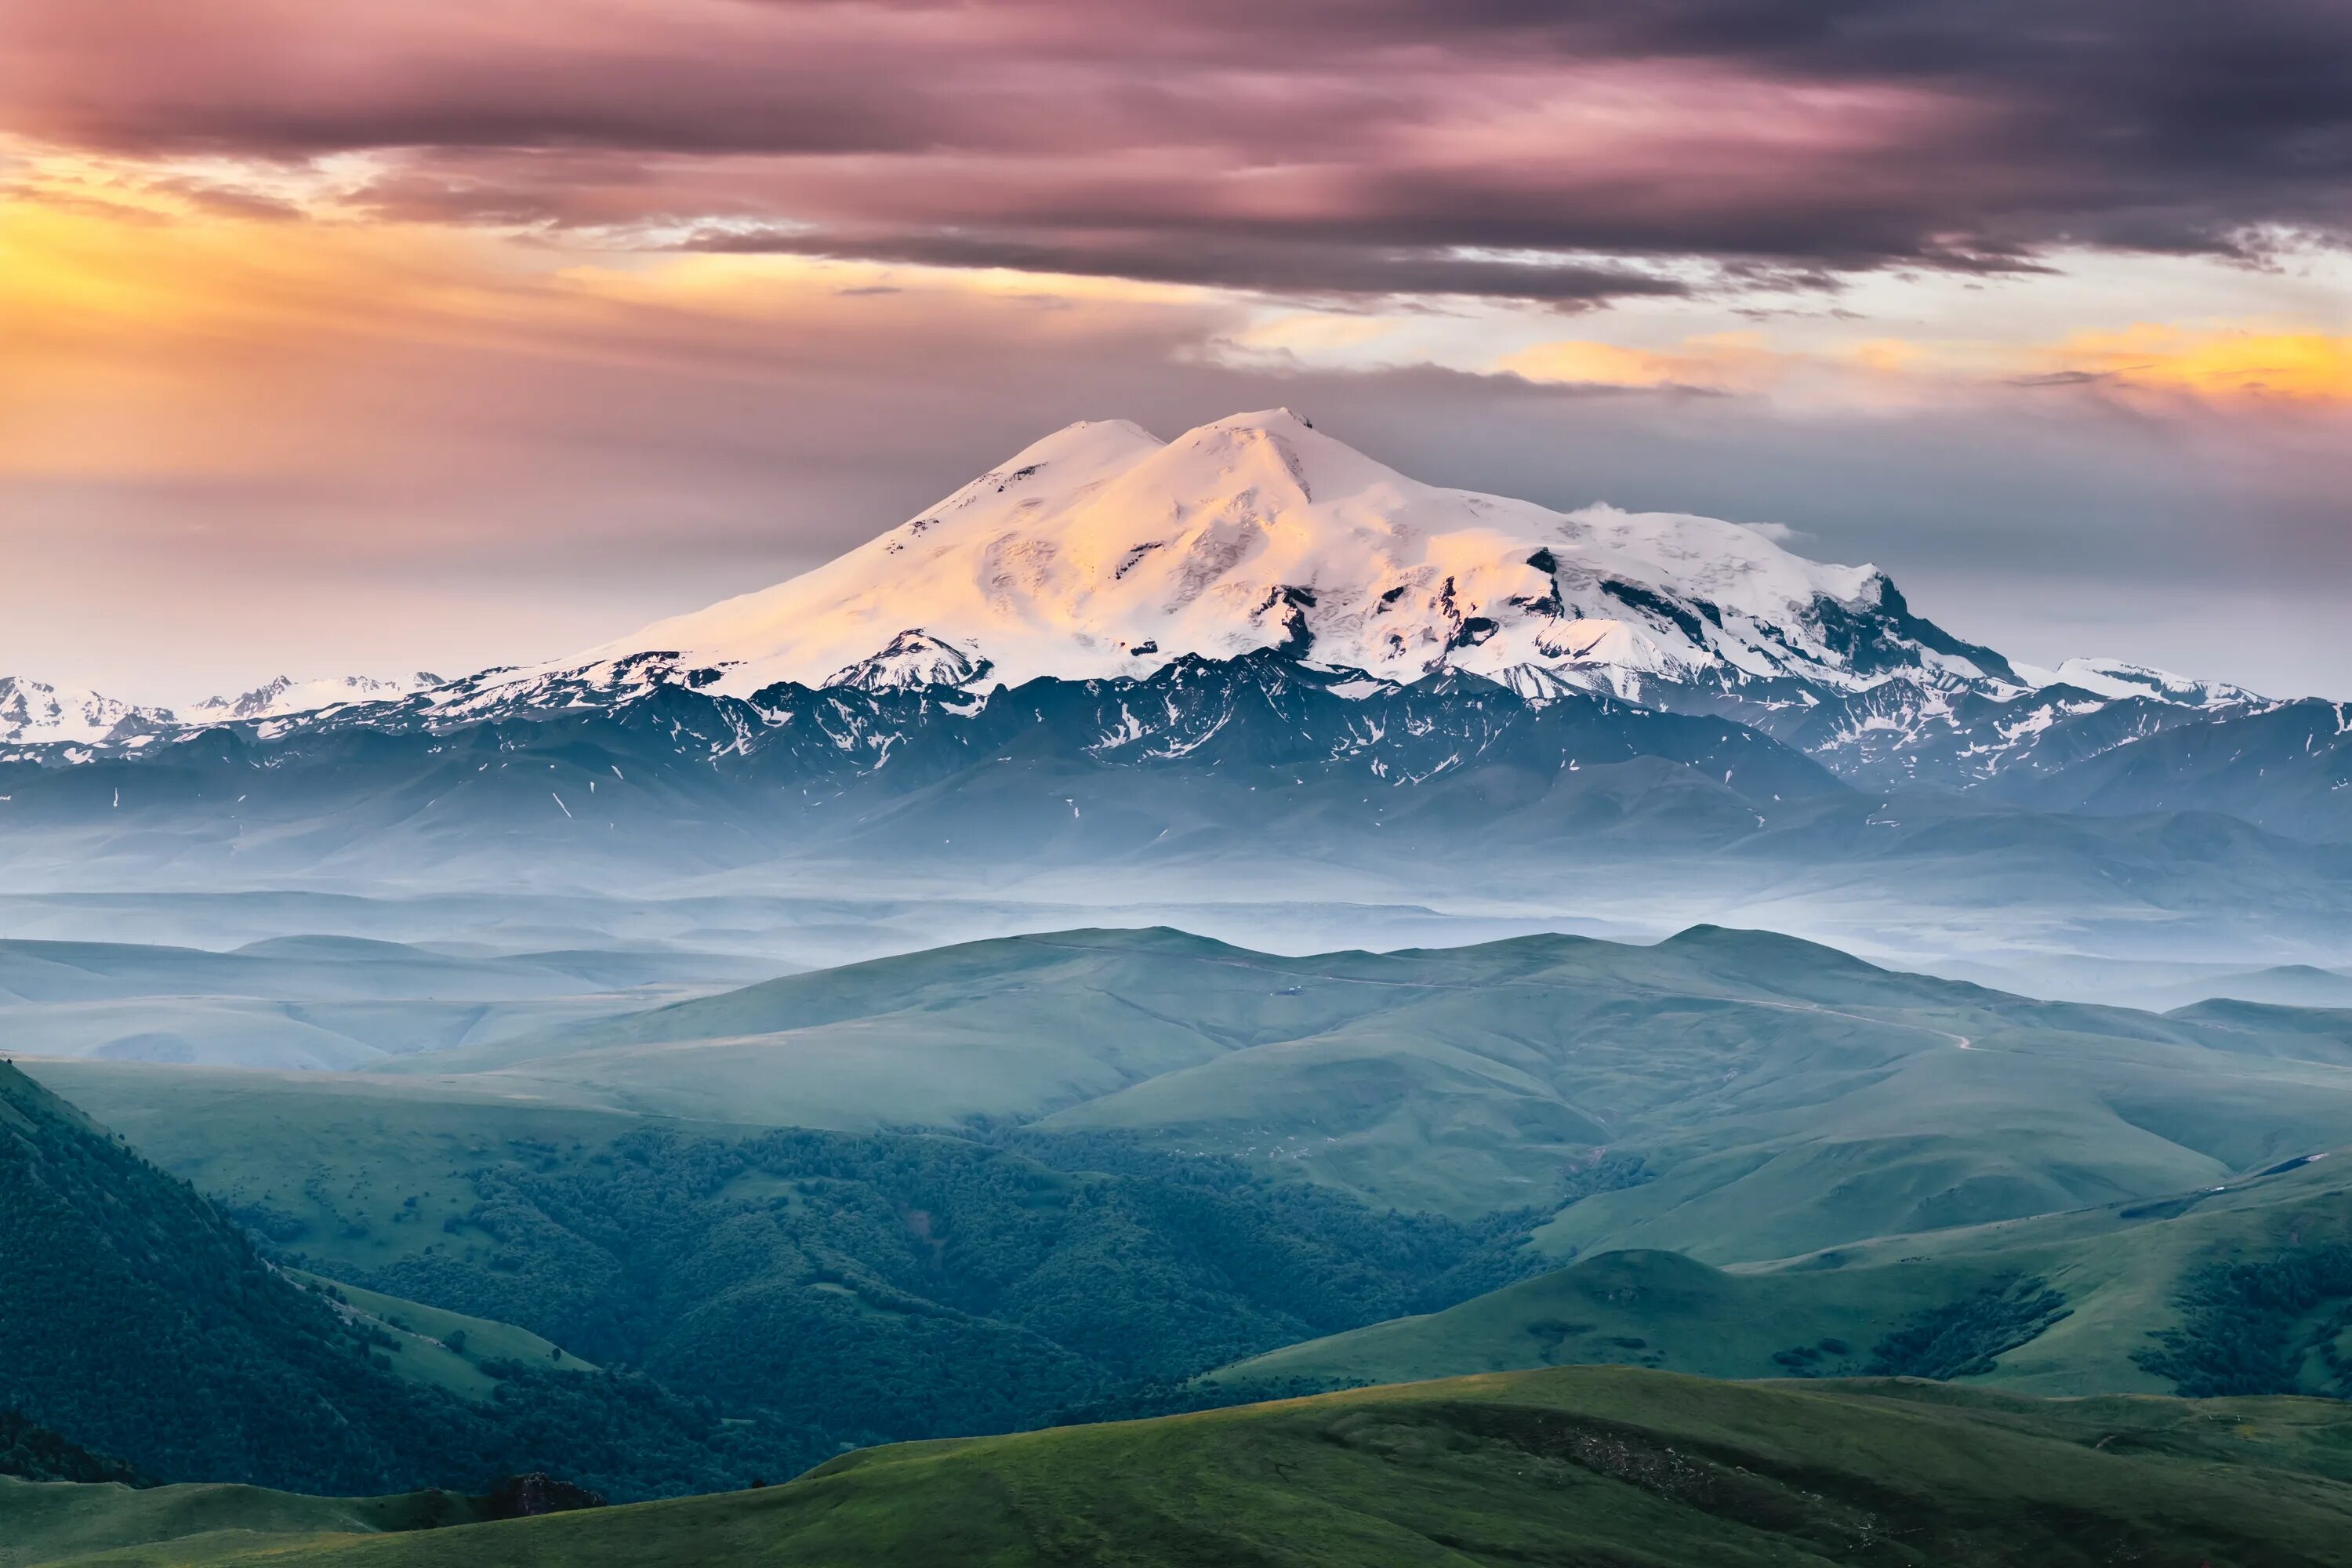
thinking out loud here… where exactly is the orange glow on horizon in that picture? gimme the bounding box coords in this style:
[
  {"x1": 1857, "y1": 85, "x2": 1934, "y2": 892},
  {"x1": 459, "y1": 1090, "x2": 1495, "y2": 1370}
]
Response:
[
  {"x1": 2038, "y1": 325, "x2": 2352, "y2": 403},
  {"x1": 1496, "y1": 333, "x2": 1788, "y2": 394},
  {"x1": 1496, "y1": 322, "x2": 2352, "y2": 407}
]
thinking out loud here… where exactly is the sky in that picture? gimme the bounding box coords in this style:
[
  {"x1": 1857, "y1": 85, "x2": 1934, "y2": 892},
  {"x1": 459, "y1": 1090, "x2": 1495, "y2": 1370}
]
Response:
[{"x1": 2, "y1": 0, "x2": 2348, "y2": 703}]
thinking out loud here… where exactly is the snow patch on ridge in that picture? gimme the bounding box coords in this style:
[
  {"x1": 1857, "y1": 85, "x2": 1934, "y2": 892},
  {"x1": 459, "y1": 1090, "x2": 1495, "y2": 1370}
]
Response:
[
  {"x1": 2020, "y1": 658, "x2": 2258, "y2": 710},
  {"x1": 0, "y1": 677, "x2": 176, "y2": 746}
]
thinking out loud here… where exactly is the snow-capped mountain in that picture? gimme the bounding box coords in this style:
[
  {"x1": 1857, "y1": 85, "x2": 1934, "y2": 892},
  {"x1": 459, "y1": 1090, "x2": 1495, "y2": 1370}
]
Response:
[
  {"x1": 0, "y1": 670, "x2": 445, "y2": 749},
  {"x1": 0, "y1": 677, "x2": 176, "y2": 746},
  {"x1": 367, "y1": 407, "x2": 2274, "y2": 800},
  {"x1": 2019, "y1": 659, "x2": 2261, "y2": 709},
  {"x1": 1741, "y1": 657, "x2": 2267, "y2": 792},
  {"x1": 183, "y1": 672, "x2": 444, "y2": 724},
  {"x1": 472, "y1": 408, "x2": 2013, "y2": 710}
]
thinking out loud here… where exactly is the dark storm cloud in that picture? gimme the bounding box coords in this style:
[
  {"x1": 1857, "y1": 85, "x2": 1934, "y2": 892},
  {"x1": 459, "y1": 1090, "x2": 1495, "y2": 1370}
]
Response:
[{"x1": 5, "y1": 0, "x2": 2348, "y2": 301}]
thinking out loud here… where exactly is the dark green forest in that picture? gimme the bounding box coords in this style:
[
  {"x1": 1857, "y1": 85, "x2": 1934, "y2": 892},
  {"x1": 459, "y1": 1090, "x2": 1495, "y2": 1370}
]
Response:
[
  {"x1": 2137, "y1": 1241, "x2": 2352, "y2": 1397},
  {"x1": 339, "y1": 1124, "x2": 1548, "y2": 1449},
  {"x1": 0, "y1": 1409, "x2": 147, "y2": 1485}
]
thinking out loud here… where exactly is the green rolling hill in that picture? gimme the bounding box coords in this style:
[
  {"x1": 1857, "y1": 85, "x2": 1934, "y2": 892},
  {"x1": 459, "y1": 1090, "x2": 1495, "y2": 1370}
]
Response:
[
  {"x1": 138, "y1": 922, "x2": 2352, "y2": 1254},
  {"x1": 9, "y1": 1368, "x2": 2352, "y2": 1566},
  {"x1": 1221, "y1": 1142, "x2": 2352, "y2": 1400},
  {"x1": 0, "y1": 1480, "x2": 488, "y2": 1568}
]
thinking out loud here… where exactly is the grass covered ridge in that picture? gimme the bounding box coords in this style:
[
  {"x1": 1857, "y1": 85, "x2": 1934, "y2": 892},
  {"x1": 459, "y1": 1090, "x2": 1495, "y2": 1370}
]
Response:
[{"x1": 16, "y1": 1367, "x2": 2352, "y2": 1566}]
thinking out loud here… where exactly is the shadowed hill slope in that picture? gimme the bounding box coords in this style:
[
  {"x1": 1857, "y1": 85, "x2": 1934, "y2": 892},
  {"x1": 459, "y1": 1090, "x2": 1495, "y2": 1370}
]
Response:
[
  {"x1": 1223, "y1": 1139, "x2": 2352, "y2": 1401},
  {"x1": 0, "y1": 1061, "x2": 791, "y2": 1498}
]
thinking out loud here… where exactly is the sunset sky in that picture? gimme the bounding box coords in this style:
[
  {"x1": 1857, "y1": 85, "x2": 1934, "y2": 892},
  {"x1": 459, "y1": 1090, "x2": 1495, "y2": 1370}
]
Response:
[{"x1": 3, "y1": 0, "x2": 2348, "y2": 701}]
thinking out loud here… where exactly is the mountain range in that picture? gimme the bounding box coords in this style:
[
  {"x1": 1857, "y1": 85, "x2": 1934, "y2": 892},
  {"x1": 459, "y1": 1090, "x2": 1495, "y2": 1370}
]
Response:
[
  {"x1": 34, "y1": 922, "x2": 2352, "y2": 1287},
  {"x1": 1, "y1": 412, "x2": 2346, "y2": 985},
  {"x1": 3, "y1": 411, "x2": 2336, "y2": 802},
  {"x1": 0, "y1": 673, "x2": 441, "y2": 746}
]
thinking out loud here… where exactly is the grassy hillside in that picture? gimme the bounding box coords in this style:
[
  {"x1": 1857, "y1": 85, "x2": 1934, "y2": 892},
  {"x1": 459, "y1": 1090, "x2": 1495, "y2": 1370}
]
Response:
[
  {"x1": 2138, "y1": 964, "x2": 2352, "y2": 1011},
  {"x1": 27, "y1": 925, "x2": 2352, "y2": 1497},
  {"x1": 16, "y1": 1368, "x2": 2352, "y2": 1566},
  {"x1": 2168, "y1": 996, "x2": 2352, "y2": 1063},
  {"x1": 1223, "y1": 1142, "x2": 2352, "y2": 1401},
  {"x1": 0, "y1": 1479, "x2": 483, "y2": 1568},
  {"x1": 1220, "y1": 1247, "x2": 2038, "y2": 1390},
  {"x1": 281, "y1": 1275, "x2": 597, "y2": 1404}
]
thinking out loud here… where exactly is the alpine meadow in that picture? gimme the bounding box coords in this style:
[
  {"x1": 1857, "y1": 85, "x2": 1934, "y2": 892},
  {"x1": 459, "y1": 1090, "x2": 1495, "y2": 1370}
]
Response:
[{"x1": 5, "y1": 2, "x2": 2352, "y2": 1564}]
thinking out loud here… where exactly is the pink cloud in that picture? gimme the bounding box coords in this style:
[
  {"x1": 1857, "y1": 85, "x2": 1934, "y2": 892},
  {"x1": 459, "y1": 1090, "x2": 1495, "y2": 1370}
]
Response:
[{"x1": 3, "y1": 0, "x2": 2344, "y2": 300}]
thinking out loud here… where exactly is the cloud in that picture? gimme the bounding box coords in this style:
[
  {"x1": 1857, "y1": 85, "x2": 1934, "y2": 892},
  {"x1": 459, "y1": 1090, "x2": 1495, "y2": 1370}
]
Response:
[
  {"x1": 1497, "y1": 334, "x2": 1788, "y2": 394},
  {"x1": 2, "y1": 1, "x2": 2346, "y2": 301},
  {"x1": 1501, "y1": 319, "x2": 2352, "y2": 412},
  {"x1": 2031, "y1": 325, "x2": 2352, "y2": 403}
]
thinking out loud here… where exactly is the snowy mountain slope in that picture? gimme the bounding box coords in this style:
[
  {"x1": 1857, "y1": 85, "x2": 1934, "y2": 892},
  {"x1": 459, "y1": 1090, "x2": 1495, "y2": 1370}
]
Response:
[
  {"x1": 0, "y1": 677, "x2": 176, "y2": 747},
  {"x1": 184, "y1": 672, "x2": 445, "y2": 723},
  {"x1": 8, "y1": 657, "x2": 2352, "y2": 967},
  {"x1": 2001, "y1": 697, "x2": 2352, "y2": 840},
  {"x1": 1752, "y1": 670, "x2": 2265, "y2": 791},
  {"x1": 0, "y1": 671, "x2": 445, "y2": 750},
  {"x1": 2013, "y1": 658, "x2": 2260, "y2": 709},
  {"x1": 0, "y1": 652, "x2": 1855, "y2": 892}
]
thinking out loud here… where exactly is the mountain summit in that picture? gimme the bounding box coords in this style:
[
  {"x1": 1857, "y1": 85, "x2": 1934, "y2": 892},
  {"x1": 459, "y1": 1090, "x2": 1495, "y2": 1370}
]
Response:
[
  {"x1": 394, "y1": 408, "x2": 2289, "y2": 801},
  {"x1": 516, "y1": 408, "x2": 2009, "y2": 709}
]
